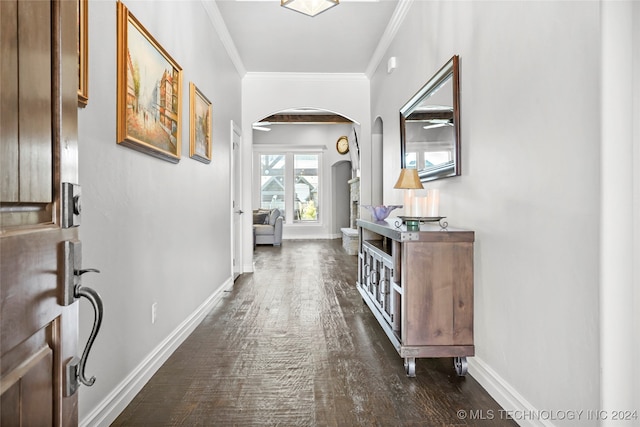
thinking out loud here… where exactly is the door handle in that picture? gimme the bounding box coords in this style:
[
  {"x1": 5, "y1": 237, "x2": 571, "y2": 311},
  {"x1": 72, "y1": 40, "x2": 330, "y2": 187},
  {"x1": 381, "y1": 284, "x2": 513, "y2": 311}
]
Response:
[
  {"x1": 77, "y1": 268, "x2": 100, "y2": 276},
  {"x1": 236, "y1": 209, "x2": 244, "y2": 215},
  {"x1": 74, "y1": 275, "x2": 103, "y2": 386},
  {"x1": 61, "y1": 240, "x2": 104, "y2": 396},
  {"x1": 64, "y1": 268, "x2": 103, "y2": 396}
]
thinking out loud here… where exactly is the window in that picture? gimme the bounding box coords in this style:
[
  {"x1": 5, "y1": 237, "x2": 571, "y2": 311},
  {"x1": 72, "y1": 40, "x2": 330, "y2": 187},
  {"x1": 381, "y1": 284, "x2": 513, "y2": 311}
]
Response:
[
  {"x1": 294, "y1": 154, "x2": 318, "y2": 222},
  {"x1": 259, "y1": 154, "x2": 286, "y2": 211},
  {"x1": 257, "y1": 152, "x2": 321, "y2": 224},
  {"x1": 405, "y1": 150, "x2": 452, "y2": 170}
]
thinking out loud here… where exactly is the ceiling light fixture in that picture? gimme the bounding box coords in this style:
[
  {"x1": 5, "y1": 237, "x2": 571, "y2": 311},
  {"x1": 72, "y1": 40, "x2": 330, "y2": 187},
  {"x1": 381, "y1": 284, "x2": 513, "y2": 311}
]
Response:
[{"x1": 281, "y1": 0, "x2": 339, "y2": 17}]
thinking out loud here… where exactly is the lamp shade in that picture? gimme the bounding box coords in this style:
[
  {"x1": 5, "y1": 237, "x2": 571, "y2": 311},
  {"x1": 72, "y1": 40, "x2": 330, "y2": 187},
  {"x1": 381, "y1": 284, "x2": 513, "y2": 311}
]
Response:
[
  {"x1": 393, "y1": 168, "x2": 424, "y2": 190},
  {"x1": 281, "y1": 0, "x2": 339, "y2": 17}
]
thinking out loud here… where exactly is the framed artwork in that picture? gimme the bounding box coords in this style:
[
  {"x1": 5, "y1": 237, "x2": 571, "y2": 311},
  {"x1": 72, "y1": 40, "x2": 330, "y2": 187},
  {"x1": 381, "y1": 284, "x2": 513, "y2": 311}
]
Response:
[
  {"x1": 189, "y1": 83, "x2": 212, "y2": 164},
  {"x1": 116, "y1": 1, "x2": 183, "y2": 163},
  {"x1": 77, "y1": 0, "x2": 88, "y2": 107}
]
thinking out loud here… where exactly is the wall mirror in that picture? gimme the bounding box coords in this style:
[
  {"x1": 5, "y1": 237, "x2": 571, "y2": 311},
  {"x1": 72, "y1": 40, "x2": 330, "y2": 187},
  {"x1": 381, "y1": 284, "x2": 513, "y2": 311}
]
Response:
[{"x1": 400, "y1": 55, "x2": 460, "y2": 182}]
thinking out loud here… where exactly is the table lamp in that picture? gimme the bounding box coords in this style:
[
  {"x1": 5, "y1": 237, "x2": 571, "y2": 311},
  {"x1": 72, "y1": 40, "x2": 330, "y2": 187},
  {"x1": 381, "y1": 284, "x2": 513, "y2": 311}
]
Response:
[{"x1": 393, "y1": 168, "x2": 424, "y2": 230}]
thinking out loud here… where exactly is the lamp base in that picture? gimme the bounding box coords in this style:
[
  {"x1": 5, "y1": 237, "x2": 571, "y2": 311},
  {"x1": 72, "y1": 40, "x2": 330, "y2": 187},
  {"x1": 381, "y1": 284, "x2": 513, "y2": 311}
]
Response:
[
  {"x1": 405, "y1": 219, "x2": 420, "y2": 231},
  {"x1": 395, "y1": 216, "x2": 449, "y2": 231}
]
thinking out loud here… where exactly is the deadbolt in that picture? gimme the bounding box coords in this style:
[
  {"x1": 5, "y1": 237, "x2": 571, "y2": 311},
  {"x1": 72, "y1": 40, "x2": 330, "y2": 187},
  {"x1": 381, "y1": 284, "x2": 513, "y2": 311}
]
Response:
[
  {"x1": 73, "y1": 195, "x2": 81, "y2": 215},
  {"x1": 62, "y1": 183, "x2": 81, "y2": 228}
]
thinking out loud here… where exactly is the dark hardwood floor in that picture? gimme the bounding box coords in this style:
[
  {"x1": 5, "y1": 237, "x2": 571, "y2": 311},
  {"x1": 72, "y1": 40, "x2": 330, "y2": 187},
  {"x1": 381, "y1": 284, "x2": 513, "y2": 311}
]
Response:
[{"x1": 112, "y1": 239, "x2": 515, "y2": 426}]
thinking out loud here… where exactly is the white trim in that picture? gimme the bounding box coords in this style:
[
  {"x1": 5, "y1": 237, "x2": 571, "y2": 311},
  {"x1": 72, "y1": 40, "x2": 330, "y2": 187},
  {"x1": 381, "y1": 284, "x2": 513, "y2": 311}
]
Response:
[
  {"x1": 468, "y1": 357, "x2": 552, "y2": 427},
  {"x1": 280, "y1": 234, "x2": 342, "y2": 240},
  {"x1": 201, "y1": 0, "x2": 246, "y2": 76},
  {"x1": 634, "y1": 0, "x2": 640, "y2": 411},
  {"x1": 201, "y1": 0, "x2": 410, "y2": 80},
  {"x1": 79, "y1": 278, "x2": 234, "y2": 427},
  {"x1": 231, "y1": 120, "x2": 243, "y2": 279},
  {"x1": 253, "y1": 144, "x2": 327, "y2": 152},
  {"x1": 244, "y1": 72, "x2": 368, "y2": 82},
  {"x1": 365, "y1": 0, "x2": 413, "y2": 78},
  {"x1": 600, "y1": 1, "x2": 635, "y2": 415}
]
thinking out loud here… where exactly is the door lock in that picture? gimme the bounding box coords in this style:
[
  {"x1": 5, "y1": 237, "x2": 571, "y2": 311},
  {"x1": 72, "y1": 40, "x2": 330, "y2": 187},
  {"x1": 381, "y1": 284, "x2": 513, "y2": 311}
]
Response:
[{"x1": 62, "y1": 182, "x2": 81, "y2": 228}]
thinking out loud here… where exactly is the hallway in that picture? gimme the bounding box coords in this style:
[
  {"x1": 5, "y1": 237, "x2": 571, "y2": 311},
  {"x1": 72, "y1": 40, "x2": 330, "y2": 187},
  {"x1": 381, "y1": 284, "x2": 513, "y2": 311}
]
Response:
[{"x1": 112, "y1": 240, "x2": 515, "y2": 426}]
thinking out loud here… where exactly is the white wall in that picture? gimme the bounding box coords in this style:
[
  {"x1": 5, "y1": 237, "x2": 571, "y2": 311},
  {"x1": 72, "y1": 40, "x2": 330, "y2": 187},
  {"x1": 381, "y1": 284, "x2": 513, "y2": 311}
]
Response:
[
  {"x1": 333, "y1": 161, "x2": 352, "y2": 234},
  {"x1": 77, "y1": 1, "x2": 241, "y2": 423},
  {"x1": 371, "y1": 117, "x2": 384, "y2": 206},
  {"x1": 634, "y1": 2, "x2": 640, "y2": 415},
  {"x1": 74, "y1": 1, "x2": 639, "y2": 424},
  {"x1": 600, "y1": 0, "x2": 640, "y2": 420},
  {"x1": 371, "y1": 1, "x2": 603, "y2": 424},
  {"x1": 241, "y1": 73, "x2": 370, "y2": 271},
  {"x1": 600, "y1": 0, "x2": 637, "y2": 420},
  {"x1": 252, "y1": 123, "x2": 354, "y2": 239}
]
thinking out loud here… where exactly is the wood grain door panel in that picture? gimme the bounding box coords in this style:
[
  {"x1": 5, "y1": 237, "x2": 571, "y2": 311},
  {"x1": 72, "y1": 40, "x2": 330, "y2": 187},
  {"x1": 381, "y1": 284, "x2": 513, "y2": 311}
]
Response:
[
  {"x1": 1, "y1": 328, "x2": 54, "y2": 426},
  {"x1": 1, "y1": 0, "x2": 80, "y2": 425}
]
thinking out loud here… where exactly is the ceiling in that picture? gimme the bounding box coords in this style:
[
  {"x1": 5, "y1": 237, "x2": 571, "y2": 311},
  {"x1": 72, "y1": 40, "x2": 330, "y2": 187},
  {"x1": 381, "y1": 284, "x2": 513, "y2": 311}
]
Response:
[{"x1": 214, "y1": 0, "x2": 401, "y2": 75}]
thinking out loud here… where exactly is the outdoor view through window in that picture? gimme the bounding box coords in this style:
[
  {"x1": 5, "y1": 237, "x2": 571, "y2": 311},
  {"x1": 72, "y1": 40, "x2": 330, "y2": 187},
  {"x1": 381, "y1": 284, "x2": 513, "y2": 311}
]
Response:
[{"x1": 260, "y1": 153, "x2": 319, "y2": 222}]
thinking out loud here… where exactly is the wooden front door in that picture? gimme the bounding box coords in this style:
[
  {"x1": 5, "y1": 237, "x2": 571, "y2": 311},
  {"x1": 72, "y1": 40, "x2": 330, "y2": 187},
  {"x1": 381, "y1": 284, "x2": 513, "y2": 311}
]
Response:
[{"x1": 1, "y1": 0, "x2": 80, "y2": 425}]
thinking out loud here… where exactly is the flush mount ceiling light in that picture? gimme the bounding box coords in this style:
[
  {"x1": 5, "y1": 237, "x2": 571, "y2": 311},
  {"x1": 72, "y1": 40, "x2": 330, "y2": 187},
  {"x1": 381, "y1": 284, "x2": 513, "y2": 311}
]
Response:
[{"x1": 281, "y1": 0, "x2": 339, "y2": 17}]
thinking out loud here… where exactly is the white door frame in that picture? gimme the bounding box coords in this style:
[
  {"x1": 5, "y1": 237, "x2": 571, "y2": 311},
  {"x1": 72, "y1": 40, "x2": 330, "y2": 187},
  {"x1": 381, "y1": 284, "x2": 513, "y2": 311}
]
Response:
[{"x1": 230, "y1": 120, "x2": 243, "y2": 279}]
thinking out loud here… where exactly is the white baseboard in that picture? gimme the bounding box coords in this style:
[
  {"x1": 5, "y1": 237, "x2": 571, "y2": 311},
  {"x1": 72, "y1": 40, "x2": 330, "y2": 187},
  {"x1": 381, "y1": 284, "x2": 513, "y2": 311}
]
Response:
[
  {"x1": 469, "y1": 357, "x2": 553, "y2": 427},
  {"x1": 281, "y1": 234, "x2": 341, "y2": 240},
  {"x1": 80, "y1": 277, "x2": 234, "y2": 427},
  {"x1": 80, "y1": 285, "x2": 548, "y2": 427}
]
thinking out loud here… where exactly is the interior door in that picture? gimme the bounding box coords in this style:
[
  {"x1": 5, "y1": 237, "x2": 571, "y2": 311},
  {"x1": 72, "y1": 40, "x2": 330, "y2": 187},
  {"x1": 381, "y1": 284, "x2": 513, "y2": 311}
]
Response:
[
  {"x1": 231, "y1": 122, "x2": 243, "y2": 280},
  {"x1": 1, "y1": 0, "x2": 80, "y2": 425}
]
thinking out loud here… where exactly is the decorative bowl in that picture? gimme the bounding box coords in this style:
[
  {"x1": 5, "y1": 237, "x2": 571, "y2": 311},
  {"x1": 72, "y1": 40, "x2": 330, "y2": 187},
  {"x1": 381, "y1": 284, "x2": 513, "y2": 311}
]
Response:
[{"x1": 361, "y1": 205, "x2": 403, "y2": 221}]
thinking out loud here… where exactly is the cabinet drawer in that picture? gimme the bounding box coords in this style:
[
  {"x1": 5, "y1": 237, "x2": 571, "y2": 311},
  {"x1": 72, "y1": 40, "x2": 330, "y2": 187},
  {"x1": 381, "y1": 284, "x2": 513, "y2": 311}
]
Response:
[{"x1": 363, "y1": 240, "x2": 391, "y2": 260}]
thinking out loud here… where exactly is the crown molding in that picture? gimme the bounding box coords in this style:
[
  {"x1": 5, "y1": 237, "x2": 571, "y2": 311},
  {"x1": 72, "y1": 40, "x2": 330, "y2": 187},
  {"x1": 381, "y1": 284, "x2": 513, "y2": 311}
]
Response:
[
  {"x1": 252, "y1": 144, "x2": 328, "y2": 152},
  {"x1": 202, "y1": 0, "x2": 410, "y2": 80},
  {"x1": 365, "y1": 0, "x2": 413, "y2": 78},
  {"x1": 201, "y1": 0, "x2": 247, "y2": 77},
  {"x1": 244, "y1": 72, "x2": 369, "y2": 82}
]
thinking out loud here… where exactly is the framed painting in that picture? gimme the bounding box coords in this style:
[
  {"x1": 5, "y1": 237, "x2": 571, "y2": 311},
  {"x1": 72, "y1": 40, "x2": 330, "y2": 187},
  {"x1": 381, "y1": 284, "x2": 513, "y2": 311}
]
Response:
[
  {"x1": 189, "y1": 83, "x2": 212, "y2": 164},
  {"x1": 77, "y1": 0, "x2": 88, "y2": 107},
  {"x1": 116, "y1": 1, "x2": 183, "y2": 163}
]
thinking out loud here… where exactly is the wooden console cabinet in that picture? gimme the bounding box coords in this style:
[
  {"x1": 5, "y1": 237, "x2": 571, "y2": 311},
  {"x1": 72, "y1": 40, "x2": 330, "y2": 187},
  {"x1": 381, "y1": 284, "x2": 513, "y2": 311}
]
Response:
[{"x1": 356, "y1": 219, "x2": 475, "y2": 377}]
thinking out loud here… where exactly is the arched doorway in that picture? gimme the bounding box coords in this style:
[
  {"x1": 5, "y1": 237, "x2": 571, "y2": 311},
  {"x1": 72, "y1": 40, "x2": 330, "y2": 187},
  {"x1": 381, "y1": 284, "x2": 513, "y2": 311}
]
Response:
[{"x1": 251, "y1": 107, "x2": 361, "y2": 241}]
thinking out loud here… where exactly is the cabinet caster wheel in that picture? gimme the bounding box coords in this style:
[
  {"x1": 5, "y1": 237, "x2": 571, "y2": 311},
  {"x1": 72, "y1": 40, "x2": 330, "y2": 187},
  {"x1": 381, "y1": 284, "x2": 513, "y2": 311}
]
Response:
[
  {"x1": 404, "y1": 357, "x2": 416, "y2": 377},
  {"x1": 454, "y1": 357, "x2": 468, "y2": 376}
]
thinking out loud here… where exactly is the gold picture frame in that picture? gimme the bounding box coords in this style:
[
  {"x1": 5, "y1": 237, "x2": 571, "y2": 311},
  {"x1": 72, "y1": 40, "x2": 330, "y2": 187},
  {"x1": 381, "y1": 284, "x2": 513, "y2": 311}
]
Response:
[
  {"x1": 77, "y1": 0, "x2": 88, "y2": 107},
  {"x1": 116, "y1": 1, "x2": 182, "y2": 163},
  {"x1": 189, "y1": 83, "x2": 212, "y2": 164}
]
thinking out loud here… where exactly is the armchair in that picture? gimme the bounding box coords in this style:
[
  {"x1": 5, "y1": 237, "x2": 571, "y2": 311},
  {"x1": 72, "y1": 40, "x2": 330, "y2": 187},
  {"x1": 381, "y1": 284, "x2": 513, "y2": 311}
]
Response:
[{"x1": 253, "y1": 208, "x2": 283, "y2": 246}]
